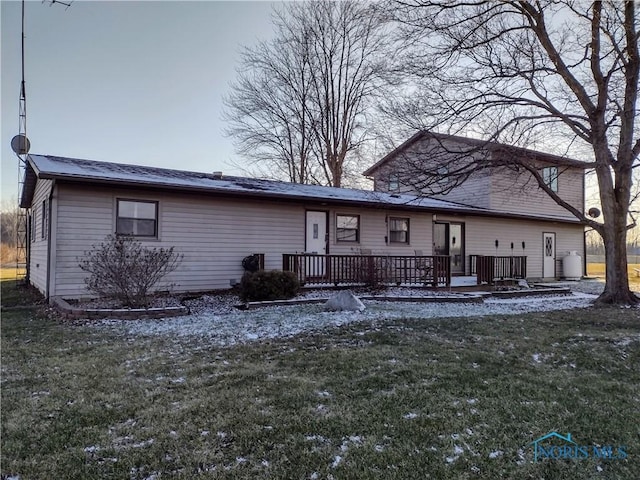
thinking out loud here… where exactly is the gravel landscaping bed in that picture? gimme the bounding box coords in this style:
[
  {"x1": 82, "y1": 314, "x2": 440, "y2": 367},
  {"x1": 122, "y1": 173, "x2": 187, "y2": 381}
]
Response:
[{"x1": 83, "y1": 280, "x2": 622, "y2": 347}]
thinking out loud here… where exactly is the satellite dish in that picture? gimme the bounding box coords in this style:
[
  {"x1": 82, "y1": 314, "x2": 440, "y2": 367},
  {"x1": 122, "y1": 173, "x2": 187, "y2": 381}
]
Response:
[
  {"x1": 11, "y1": 134, "x2": 30, "y2": 155},
  {"x1": 588, "y1": 207, "x2": 601, "y2": 218}
]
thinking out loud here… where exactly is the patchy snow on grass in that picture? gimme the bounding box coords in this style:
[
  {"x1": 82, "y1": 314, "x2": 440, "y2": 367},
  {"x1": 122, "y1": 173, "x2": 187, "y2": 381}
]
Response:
[
  {"x1": 131, "y1": 438, "x2": 154, "y2": 449},
  {"x1": 446, "y1": 444, "x2": 465, "y2": 463},
  {"x1": 489, "y1": 450, "x2": 504, "y2": 459},
  {"x1": 88, "y1": 290, "x2": 598, "y2": 347}
]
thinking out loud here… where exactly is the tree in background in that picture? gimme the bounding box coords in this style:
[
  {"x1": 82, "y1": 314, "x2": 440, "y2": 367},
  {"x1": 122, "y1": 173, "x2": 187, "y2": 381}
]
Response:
[
  {"x1": 0, "y1": 198, "x2": 20, "y2": 265},
  {"x1": 384, "y1": 0, "x2": 639, "y2": 305},
  {"x1": 224, "y1": 0, "x2": 387, "y2": 187}
]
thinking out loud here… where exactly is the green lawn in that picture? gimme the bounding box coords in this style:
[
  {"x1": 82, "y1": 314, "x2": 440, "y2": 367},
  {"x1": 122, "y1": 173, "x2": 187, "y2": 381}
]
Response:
[{"x1": 1, "y1": 281, "x2": 639, "y2": 479}]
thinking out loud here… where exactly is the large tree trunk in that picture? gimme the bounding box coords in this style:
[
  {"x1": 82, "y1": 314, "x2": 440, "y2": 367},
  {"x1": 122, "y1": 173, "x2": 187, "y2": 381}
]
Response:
[{"x1": 597, "y1": 204, "x2": 639, "y2": 305}]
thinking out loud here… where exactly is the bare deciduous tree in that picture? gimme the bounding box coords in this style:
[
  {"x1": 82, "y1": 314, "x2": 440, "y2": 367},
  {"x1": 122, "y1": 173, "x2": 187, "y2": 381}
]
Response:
[
  {"x1": 224, "y1": 0, "x2": 387, "y2": 187},
  {"x1": 0, "y1": 198, "x2": 19, "y2": 248},
  {"x1": 384, "y1": 0, "x2": 639, "y2": 305}
]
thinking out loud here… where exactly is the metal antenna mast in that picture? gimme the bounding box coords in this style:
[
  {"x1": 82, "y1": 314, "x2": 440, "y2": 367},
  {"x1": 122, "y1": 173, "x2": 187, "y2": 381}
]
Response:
[
  {"x1": 13, "y1": 0, "x2": 30, "y2": 283},
  {"x1": 13, "y1": 0, "x2": 71, "y2": 283}
]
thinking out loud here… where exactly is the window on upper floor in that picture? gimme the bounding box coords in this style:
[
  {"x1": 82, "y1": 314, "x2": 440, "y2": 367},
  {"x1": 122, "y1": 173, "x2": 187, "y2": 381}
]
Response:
[
  {"x1": 336, "y1": 214, "x2": 360, "y2": 242},
  {"x1": 116, "y1": 199, "x2": 158, "y2": 237},
  {"x1": 542, "y1": 166, "x2": 558, "y2": 192},
  {"x1": 389, "y1": 217, "x2": 410, "y2": 244},
  {"x1": 388, "y1": 173, "x2": 399, "y2": 192},
  {"x1": 436, "y1": 165, "x2": 449, "y2": 189}
]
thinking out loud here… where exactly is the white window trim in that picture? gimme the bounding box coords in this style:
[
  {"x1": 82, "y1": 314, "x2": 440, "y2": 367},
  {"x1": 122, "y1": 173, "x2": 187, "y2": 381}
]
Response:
[
  {"x1": 336, "y1": 214, "x2": 360, "y2": 243},
  {"x1": 115, "y1": 198, "x2": 159, "y2": 238},
  {"x1": 388, "y1": 216, "x2": 410, "y2": 244}
]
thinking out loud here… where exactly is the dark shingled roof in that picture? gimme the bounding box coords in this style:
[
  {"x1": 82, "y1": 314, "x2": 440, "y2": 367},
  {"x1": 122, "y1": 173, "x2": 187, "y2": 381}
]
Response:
[
  {"x1": 362, "y1": 131, "x2": 591, "y2": 177},
  {"x1": 20, "y1": 154, "x2": 582, "y2": 224}
]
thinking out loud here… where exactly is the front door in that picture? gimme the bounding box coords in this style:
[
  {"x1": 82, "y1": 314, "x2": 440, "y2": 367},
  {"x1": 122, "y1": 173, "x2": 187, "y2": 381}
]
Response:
[
  {"x1": 305, "y1": 211, "x2": 327, "y2": 277},
  {"x1": 433, "y1": 222, "x2": 465, "y2": 275},
  {"x1": 449, "y1": 223, "x2": 464, "y2": 274},
  {"x1": 543, "y1": 232, "x2": 556, "y2": 278}
]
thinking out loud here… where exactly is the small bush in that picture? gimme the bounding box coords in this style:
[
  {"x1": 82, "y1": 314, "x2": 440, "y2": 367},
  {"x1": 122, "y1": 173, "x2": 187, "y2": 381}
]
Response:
[
  {"x1": 240, "y1": 269, "x2": 300, "y2": 302},
  {"x1": 78, "y1": 235, "x2": 182, "y2": 307}
]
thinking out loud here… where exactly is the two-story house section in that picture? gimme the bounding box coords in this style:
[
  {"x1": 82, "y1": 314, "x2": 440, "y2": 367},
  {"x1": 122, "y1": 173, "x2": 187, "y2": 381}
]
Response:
[
  {"x1": 364, "y1": 131, "x2": 586, "y2": 217},
  {"x1": 363, "y1": 131, "x2": 588, "y2": 278}
]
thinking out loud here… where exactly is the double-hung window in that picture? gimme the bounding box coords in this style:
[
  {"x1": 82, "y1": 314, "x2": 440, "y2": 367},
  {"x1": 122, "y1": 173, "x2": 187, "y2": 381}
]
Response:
[
  {"x1": 542, "y1": 166, "x2": 558, "y2": 192},
  {"x1": 116, "y1": 199, "x2": 158, "y2": 237},
  {"x1": 336, "y1": 214, "x2": 360, "y2": 242},
  {"x1": 389, "y1": 217, "x2": 409, "y2": 244},
  {"x1": 388, "y1": 173, "x2": 400, "y2": 192}
]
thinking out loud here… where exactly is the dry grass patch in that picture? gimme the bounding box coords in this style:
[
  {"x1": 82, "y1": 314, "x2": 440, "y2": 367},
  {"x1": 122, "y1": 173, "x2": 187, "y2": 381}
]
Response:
[
  {"x1": 0, "y1": 243, "x2": 18, "y2": 265},
  {"x1": 587, "y1": 263, "x2": 640, "y2": 288},
  {"x1": 0, "y1": 267, "x2": 26, "y2": 282}
]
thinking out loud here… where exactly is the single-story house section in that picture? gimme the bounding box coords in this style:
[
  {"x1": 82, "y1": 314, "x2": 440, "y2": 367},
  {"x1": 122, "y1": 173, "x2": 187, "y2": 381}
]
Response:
[{"x1": 20, "y1": 155, "x2": 586, "y2": 301}]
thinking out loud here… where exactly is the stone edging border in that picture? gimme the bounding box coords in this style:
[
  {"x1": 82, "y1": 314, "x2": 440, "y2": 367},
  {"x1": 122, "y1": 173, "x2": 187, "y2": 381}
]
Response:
[
  {"x1": 237, "y1": 287, "x2": 572, "y2": 310},
  {"x1": 51, "y1": 296, "x2": 188, "y2": 320},
  {"x1": 51, "y1": 286, "x2": 573, "y2": 318}
]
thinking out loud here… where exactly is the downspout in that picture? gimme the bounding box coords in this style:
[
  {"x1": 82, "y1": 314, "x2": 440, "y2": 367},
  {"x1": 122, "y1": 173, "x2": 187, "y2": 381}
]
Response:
[
  {"x1": 25, "y1": 208, "x2": 31, "y2": 284},
  {"x1": 582, "y1": 170, "x2": 587, "y2": 278},
  {"x1": 45, "y1": 180, "x2": 55, "y2": 302}
]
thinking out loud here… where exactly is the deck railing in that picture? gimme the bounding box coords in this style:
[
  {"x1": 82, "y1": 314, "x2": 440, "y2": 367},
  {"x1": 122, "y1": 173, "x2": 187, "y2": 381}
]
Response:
[
  {"x1": 476, "y1": 255, "x2": 527, "y2": 285},
  {"x1": 282, "y1": 254, "x2": 451, "y2": 287},
  {"x1": 469, "y1": 254, "x2": 478, "y2": 275}
]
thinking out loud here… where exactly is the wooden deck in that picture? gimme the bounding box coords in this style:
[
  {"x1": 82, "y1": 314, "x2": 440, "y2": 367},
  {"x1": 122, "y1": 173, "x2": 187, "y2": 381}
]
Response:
[{"x1": 282, "y1": 254, "x2": 451, "y2": 287}]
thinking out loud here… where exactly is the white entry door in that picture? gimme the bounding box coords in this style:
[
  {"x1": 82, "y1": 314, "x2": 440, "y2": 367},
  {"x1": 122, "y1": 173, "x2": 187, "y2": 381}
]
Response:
[
  {"x1": 543, "y1": 232, "x2": 556, "y2": 278},
  {"x1": 305, "y1": 211, "x2": 327, "y2": 277}
]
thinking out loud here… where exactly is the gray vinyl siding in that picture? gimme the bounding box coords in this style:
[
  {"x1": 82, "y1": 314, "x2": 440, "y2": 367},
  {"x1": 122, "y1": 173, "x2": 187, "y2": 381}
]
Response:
[
  {"x1": 488, "y1": 167, "x2": 584, "y2": 219},
  {"x1": 372, "y1": 163, "x2": 492, "y2": 209},
  {"x1": 328, "y1": 208, "x2": 433, "y2": 255},
  {"x1": 53, "y1": 185, "x2": 305, "y2": 298},
  {"x1": 28, "y1": 179, "x2": 53, "y2": 296},
  {"x1": 436, "y1": 214, "x2": 585, "y2": 278},
  {"x1": 369, "y1": 137, "x2": 585, "y2": 217},
  {"x1": 54, "y1": 186, "x2": 115, "y2": 298},
  {"x1": 49, "y1": 181, "x2": 585, "y2": 299}
]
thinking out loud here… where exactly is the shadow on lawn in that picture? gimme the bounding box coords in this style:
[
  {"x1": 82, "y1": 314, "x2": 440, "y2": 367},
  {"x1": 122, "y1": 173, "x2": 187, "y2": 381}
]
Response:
[{"x1": 0, "y1": 278, "x2": 45, "y2": 308}]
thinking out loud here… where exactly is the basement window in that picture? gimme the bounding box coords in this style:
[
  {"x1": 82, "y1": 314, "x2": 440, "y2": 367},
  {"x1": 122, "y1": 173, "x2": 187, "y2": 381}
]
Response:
[{"x1": 116, "y1": 199, "x2": 158, "y2": 237}]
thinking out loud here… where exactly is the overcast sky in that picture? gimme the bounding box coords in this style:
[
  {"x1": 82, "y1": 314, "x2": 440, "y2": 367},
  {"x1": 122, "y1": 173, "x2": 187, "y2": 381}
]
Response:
[{"x1": 1, "y1": 0, "x2": 278, "y2": 204}]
